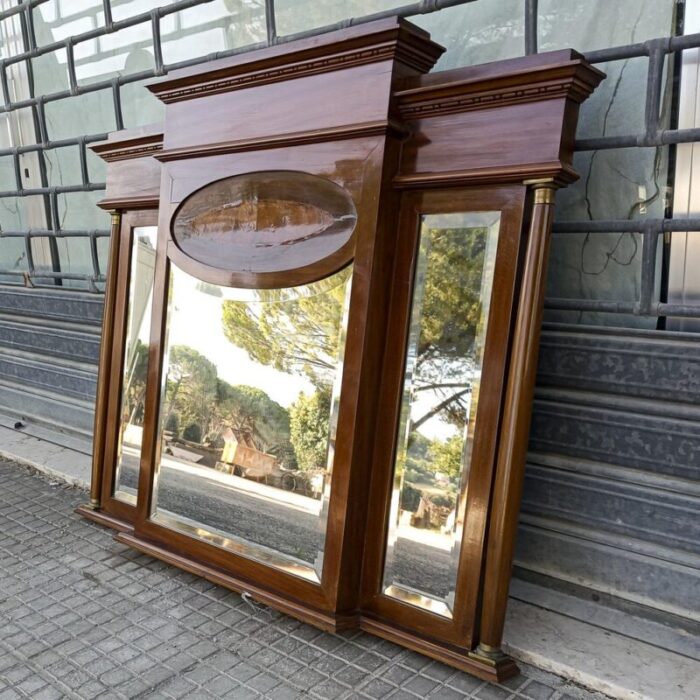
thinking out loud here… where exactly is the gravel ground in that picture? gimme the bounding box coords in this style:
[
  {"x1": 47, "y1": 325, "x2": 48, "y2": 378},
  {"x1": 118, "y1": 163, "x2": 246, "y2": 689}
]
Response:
[{"x1": 121, "y1": 459, "x2": 456, "y2": 597}]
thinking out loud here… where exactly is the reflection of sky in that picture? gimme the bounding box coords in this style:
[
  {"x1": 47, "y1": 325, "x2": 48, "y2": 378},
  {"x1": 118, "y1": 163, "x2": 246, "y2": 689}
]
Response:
[{"x1": 168, "y1": 270, "x2": 314, "y2": 408}]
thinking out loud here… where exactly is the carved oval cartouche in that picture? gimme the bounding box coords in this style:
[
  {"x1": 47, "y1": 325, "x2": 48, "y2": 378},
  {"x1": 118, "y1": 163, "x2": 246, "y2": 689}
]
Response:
[{"x1": 172, "y1": 171, "x2": 357, "y2": 275}]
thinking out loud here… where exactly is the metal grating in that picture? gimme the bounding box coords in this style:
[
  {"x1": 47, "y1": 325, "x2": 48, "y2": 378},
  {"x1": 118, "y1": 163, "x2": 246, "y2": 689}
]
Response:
[{"x1": 0, "y1": 0, "x2": 696, "y2": 322}]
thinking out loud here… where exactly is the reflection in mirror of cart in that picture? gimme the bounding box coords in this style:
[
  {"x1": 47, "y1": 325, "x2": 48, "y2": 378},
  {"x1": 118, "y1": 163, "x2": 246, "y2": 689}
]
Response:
[{"x1": 215, "y1": 427, "x2": 324, "y2": 499}]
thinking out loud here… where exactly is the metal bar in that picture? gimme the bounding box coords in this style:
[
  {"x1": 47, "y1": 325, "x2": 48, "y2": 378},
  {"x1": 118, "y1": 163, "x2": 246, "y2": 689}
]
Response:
[
  {"x1": 553, "y1": 219, "x2": 700, "y2": 233},
  {"x1": 89, "y1": 233, "x2": 101, "y2": 279},
  {"x1": 525, "y1": 0, "x2": 537, "y2": 56},
  {"x1": 102, "y1": 0, "x2": 113, "y2": 31},
  {"x1": 0, "y1": 134, "x2": 108, "y2": 158},
  {"x1": 23, "y1": 235, "x2": 34, "y2": 277},
  {"x1": 0, "y1": 184, "x2": 105, "y2": 197},
  {"x1": 575, "y1": 127, "x2": 700, "y2": 150},
  {"x1": 0, "y1": 230, "x2": 109, "y2": 237},
  {"x1": 265, "y1": 0, "x2": 277, "y2": 45},
  {"x1": 23, "y1": 2, "x2": 36, "y2": 52},
  {"x1": 77, "y1": 137, "x2": 89, "y2": 187},
  {"x1": 151, "y1": 10, "x2": 164, "y2": 76},
  {"x1": 112, "y1": 80, "x2": 124, "y2": 132},
  {"x1": 582, "y1": 32, "x2": 700, "y2": 64},
  {"x1": 638, "y1": 225, "x2": 658, "y2": 316},
  {"x1": 0, "y1": 268, "x2": 104, "y2": 282},
  {"x1": 0, "y1": 62, "x2": 10, "y2": 105},
  {"x1": 12, "y1": 152, "x2": 22, "y2": 192},
  {"x1": 644, "y1": 39, "x2": 669, "y2": 141},
  {"x1": 544, "y1": 297, "x2": 700, "y2": 319},
  {"x1": 66, "y1": 38, "x2": 78, "y2": 95}
]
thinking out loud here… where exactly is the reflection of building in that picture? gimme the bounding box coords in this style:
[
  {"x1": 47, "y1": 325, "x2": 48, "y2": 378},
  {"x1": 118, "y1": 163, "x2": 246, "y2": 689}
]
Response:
[{"x1": 220, "y1": 427, "x2": 277, "y2": 478}]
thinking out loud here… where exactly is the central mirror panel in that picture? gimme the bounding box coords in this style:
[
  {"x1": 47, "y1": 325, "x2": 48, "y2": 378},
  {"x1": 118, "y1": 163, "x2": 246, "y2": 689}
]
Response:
[
  {"x1": 382, "y1": 211, "x2": 501, "y2": 617},
  {"x1": 150, "y1": 262, "x2": 352, "y2": 582}
]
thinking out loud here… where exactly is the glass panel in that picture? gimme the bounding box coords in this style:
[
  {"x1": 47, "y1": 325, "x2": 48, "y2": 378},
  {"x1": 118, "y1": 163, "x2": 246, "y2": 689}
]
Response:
[
  {"x1": 382, "y1": 211, "x2": 501, "y2": 618},
  {"x1": 113, "y1": 226, "x2": 158, "y2": 503},
  {"x1": 413, "y1": 0, "x2": 525, "y2": 70},
  {"x1": 173, "y1": 171, "x2": 357, "y2": 274},
  {"x1": 151, "y1": 264, "x2": 352, "y2": 582},
  {"x1": 275, "y1": 1, "x2": 405, "y2": 37}
]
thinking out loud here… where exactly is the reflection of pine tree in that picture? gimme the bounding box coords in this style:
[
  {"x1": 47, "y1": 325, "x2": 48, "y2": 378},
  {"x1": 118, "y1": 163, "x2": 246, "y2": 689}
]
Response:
[
  {"x1": 220, "y1": 227, "x2": 488, "y2": 427},
  {"x1": 289, "y1": 388, "x2": 331, "y2": 472},
  {"x1": 212, "y1": 381, "x2": 297, "y2": 469},
  {"x1": 122, "y1": 340, "x2": 149, "y2": 427},
  {"x1": 221, "y1": 268, "x2": 351, "y2": 389},
  {"x1": 164, "y1": 346, "x2": 218, "y2": 443}
]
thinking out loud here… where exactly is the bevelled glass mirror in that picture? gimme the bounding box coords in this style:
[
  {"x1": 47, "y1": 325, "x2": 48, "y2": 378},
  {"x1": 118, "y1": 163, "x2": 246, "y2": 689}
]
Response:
[
  {"x1": 151, "y1": 208, "x2": 355, "y2": 583},
  {"x1": 113, "y1": 226, "x2": 158, "y2": 504},
  {"x1": 382, "y1": 211, "x2": 500, "y2": 617}
]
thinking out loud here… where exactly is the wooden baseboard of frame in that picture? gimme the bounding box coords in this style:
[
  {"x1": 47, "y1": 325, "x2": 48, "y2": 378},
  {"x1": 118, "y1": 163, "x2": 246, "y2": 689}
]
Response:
[
  {"x1": 359, "y1": 616, "x2": 519, "y2": 683},
  {"x1": 75, "y1": 504, "x2": 134, "y2": 533},
  {"x1": 115, "y1": 531, "x2": 358, "y2": 634}
]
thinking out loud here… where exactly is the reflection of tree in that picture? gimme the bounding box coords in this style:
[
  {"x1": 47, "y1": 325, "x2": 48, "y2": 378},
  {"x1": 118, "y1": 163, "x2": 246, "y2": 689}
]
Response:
[
  {"x1": 411, "y1": 226, "x2": 487, "y2": 428},
  {"x1": 221, "y1": 269, "x2": 351, "y2": 388},
  {"x1": 429, "y1": 435, "x2": 463, "y2": 482},
  {"x1": 122, "y1": 340, "x2": 149, "y2": 427},
  {"x1": 162, "y1": 345, "x2": 298, "y2": 468},
  {"x1": 215, "y1": 382, "x2": 296, "y2": 469},
  {"x1": 164, "y1": 346, "x2": 218, "y2": 442},
  {"x1": 289, "y1": 389, "x2": 331, "y2": 472},
  {"x1": 219, "y1": 228, "x2": 487, "y2": 429}
]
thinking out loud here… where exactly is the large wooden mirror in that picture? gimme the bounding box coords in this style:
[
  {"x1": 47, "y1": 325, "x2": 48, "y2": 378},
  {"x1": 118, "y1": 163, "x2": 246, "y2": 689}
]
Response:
[{"x1": 79, "y1": 18, "x2": 602, "y2": 681}]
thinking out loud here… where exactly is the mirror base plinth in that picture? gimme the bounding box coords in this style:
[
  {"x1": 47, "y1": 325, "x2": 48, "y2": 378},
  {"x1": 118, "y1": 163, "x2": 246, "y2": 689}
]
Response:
[
  {"x1": 75, "y1": 504, "x2": 133, "y2": 533},
  {"x1": 360, "y1": 617, "x2": 519, "y2": 682},
  {"x1": 467, "y1": 644, "x2": 519, "y2": 680}
]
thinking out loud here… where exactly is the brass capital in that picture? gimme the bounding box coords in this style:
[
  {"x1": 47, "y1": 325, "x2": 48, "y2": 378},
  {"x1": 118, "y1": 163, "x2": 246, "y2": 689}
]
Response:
[{"x1": 533, "y1": 186, "x2": 556, "y2": 205}]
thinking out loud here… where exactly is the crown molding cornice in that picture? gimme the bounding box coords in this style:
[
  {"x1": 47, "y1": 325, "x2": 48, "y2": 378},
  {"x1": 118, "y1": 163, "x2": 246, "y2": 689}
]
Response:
[
  {"x1": 148, "y1": 19, "x2": 444, "y2": 105},
  {"x1": 91, "y1": 133, "x2": 164, "y2": 162},
  {"x1": 395, "y1": 60, "x2": 605, "y2": 120}
]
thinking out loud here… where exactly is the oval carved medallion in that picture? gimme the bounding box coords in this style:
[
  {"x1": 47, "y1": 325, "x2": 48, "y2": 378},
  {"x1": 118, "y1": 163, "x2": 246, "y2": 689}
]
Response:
[{"x1": 172, "y1": 171, "x2": 357, "y2": 277}]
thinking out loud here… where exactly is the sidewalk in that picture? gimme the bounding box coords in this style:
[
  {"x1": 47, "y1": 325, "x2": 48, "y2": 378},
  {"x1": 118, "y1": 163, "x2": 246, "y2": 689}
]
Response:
[{"x1": 0, "y1": 459, "x2": 607, "y2": 700}]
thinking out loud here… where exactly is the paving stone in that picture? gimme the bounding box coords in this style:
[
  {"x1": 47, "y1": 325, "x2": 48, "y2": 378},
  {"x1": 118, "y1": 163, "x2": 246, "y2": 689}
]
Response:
[
  {"x1": 309, "y1": 677, "x2": 348, "y2": 699},
  {"x1": 521, "y1": 680, "x2": 558, "y2": 700},
  {"x1": 474, "y1": 684, "x2": 513, "y2": 700},
  {"x1": 247, "y1": 672, "x2": 282, "y2": 694},
  {"x1": 403, "y1": 673, "x2": 439, "y2": 696},
  {"x1": 427, "y1": 686, "x2": 468, "y2": 700},
  {"x1": 360, "y1": 677, "x2": 396, "y2": 698}
]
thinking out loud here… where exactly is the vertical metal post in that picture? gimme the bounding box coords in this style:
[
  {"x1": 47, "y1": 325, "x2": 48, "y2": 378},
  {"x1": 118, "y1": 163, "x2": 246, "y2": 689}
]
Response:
[{"x1": 525, "y1": 0, "x2": 538, "y2": 56}]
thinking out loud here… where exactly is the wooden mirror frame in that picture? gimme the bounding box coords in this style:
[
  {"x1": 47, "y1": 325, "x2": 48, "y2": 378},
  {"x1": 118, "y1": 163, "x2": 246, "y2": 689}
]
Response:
[{"x1": 78, "y1": 18, "x2": 603, "y2": 681}]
